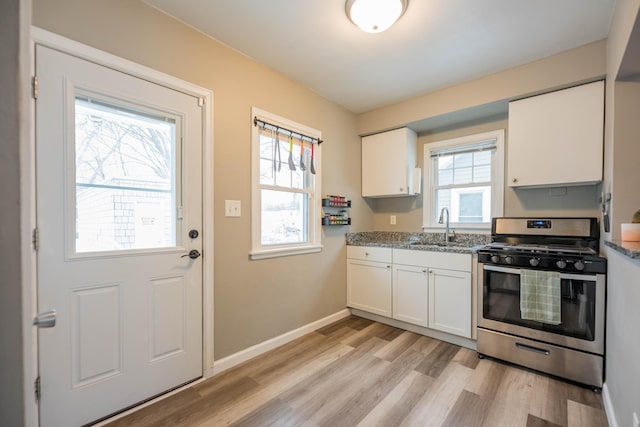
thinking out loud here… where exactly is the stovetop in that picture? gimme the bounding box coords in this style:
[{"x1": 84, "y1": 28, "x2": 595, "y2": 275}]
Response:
[
  {"x1": 483, "y1": 242, "x2": 598, "y2": 256},
  {"x1": 479, "y1": 217, "x2": 607, "y2": 274}
]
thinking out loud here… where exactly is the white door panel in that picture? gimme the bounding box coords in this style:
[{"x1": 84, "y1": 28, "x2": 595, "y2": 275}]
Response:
[{"x1": 36, "y1": 44, "x2": 203, "y2": 426}]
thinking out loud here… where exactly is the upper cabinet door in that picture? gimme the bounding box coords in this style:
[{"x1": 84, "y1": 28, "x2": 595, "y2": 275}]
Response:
[
  {"x1": 507, "y1": 81, "x2": 604, "y2": 188},
  {"x1": 362, "y1": 127, "x2": 417, "y2": 197}
]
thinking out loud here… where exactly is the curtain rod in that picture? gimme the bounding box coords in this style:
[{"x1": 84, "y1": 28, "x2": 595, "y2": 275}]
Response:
[{"x1": 254, "y1": 117, "x2": 323, "y2": 145}]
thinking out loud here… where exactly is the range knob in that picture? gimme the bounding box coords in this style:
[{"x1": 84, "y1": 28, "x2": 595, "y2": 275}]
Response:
[
  {"x1": 505, "y1": 256, "x2": 514, "y2": 265},
  {"x1": 556, "y1": 260, "x2": 567, "y2": 269},
  {"x1": 490, "y1": 255, "x2": 500, "y2": 263},
  {"x1": 529, "y1": 258, "x2": 539, "y2": 267},
  {"x1": 574, "y1": 260, "x2": 585, "y2": 271}
]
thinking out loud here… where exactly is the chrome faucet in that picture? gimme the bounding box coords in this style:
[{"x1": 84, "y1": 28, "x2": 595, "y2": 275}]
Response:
[{"x1": 438, "y1": 207, "x2": 452, "y2": 242}]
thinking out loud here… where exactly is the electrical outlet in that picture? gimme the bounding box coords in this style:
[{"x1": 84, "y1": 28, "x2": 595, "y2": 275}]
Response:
[
  {"x1": 225, "y1": 200, "x2": 241, "y2": 217},
  {"x1": 633, "y1": 412, "x2": 639, "y2": 427},
  {"x1": 390, "y1": 215, "x2": 397, "y2": 225}
]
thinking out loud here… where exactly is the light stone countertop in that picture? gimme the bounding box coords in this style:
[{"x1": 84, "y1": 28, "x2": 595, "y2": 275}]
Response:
[
  {"x1": 604, "y1": 240, "x2": 640, "y2": 260},
  {"x1": 345, "y1": 231, "x2": 490, "y2": 254}
]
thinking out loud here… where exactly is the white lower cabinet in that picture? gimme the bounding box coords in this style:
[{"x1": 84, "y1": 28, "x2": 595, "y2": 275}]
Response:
[
  {"x1": 428, "y1": 268, "x2": 472, "y2": 338},
  {"x1": 347, "y1": 247, "x2": 392, "y2": 317},
  {"x1": 393, "y1": 265, "x2": 429, "y2": 327},
  {"x1": 348, "y1": 247, "x2": 473, "y2": 339}
]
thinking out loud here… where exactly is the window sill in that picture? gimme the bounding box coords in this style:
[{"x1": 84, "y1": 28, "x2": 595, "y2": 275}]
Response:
[
  {"x1": 250, "y1": 244, "x2": 323, "y2": 260},
  {"x1": 422, "y1": 225, "x2": 490, "y2": 234}
]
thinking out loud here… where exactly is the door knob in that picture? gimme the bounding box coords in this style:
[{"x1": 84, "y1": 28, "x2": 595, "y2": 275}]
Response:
[
  {"x1": 33, "y1": 309, "x2": 56, "y2": 328},
  {"x1": 188, "y1": 229, "x2": 199, "y2": 239},
  {"x1": 182, "y1": 249, "x2": 201, "y2": 259}
]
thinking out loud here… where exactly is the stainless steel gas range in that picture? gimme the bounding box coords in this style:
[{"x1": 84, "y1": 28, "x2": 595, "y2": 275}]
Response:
[{"x1": 476, "y1": 217, "x2": 606, "y2": 389}]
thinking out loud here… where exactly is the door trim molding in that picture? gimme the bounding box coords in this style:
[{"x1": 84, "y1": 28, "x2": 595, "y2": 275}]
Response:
[{"x1": 31, "y1": 25, "x2": 216, "y2": 393}]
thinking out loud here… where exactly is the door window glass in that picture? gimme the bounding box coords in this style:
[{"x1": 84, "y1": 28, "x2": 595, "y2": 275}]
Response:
[{"x1": 74, "y1": 96, "x2": 178, "y2": 253}]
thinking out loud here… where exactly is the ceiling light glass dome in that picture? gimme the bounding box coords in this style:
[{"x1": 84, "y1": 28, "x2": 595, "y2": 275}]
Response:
[{"x1": 346, "y1": 0, "x2": 408, "y2": 34}]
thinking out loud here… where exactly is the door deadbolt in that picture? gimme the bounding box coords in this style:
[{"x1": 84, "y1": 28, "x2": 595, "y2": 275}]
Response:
[
  {"x1": 188, "y1": 229, "x2": 199, "y2": 239},
  {"x1": 182, "y1": 249, "x2": 201, "y2": 259}
]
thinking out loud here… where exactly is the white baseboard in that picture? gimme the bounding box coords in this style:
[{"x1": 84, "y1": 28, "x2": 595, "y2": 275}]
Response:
[
  {"x1": 212, "y1": 309, "x2": 351, "y2": 375},
  {"x1": 602, "y1": 383, "x2": 619, "y2": 427}
]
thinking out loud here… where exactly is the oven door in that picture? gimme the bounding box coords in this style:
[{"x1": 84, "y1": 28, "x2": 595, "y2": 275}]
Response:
[{"x1": 478, "y1": 263, "x2": 605, "y2": 354}]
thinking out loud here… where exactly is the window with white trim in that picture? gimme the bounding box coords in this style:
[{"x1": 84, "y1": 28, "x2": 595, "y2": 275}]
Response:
[
  {"x1": 423, "y1": 130, "x2": 504, "y2": 231},
  {"x1": 250, "y1": 107, "x2": 322, "y2": 260}
]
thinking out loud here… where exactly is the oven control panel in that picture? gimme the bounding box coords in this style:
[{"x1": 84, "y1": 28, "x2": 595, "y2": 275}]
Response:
[{"x1": 477, "y1": 251, "x2": 607, "y2": 274}]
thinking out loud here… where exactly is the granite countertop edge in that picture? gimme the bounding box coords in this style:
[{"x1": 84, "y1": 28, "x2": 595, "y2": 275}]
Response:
[
  {"x1": 345, "y1": 231, "x2": 489, "y2": 255},
  {"x1": 346, "y1": 241, "x2": 480, "y2": 254},
  {"x1": 604, "y1": 240, "x2": 640, "y2": 260}
]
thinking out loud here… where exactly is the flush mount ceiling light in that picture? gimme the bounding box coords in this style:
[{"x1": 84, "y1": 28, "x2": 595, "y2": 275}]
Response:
[{"x1": 346, "y1": 0, "x2": 408, "y2": 34}]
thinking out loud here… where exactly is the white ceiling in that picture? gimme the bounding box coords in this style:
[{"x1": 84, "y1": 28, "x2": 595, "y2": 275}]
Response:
[{"x1": 145, "y1": 0, "x2": 614, "y2": 114}]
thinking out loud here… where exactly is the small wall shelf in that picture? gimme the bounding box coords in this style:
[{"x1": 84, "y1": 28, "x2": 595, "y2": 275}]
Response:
[
  {"x1": 322, "y1": 197, "x2": 351, "y2": 208},
  {"x1": 322, "y1": 196, "x2": 351, "y2": 226},
  {"x1": 322, "y1": 217, "x2": 351, "y2": 226}
]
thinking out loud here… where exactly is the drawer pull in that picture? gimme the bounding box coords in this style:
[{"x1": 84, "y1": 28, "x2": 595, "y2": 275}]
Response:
[{"x1": 515, "y1": 342, "x2": 550, "y2": 356}]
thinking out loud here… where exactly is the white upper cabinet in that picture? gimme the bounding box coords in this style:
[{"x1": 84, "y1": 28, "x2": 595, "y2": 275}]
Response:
[
  {"x1": 362, "y1": 127, "x2": 418, "y2": 197},
  {"x1": 507, "y1": 81, "x2": 604, "y2": 188}
]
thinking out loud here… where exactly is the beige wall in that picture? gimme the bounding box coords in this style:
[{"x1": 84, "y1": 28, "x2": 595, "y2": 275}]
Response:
[
  {"x1": 357, "y1": 40, "x2": 607, "y2": 136},
  {"x1": 371, "y1": 117, "x2": 600, "y2": 233},
  {"x1": 33, "y1": 0, "x2": 373, "y2": 359},
  {"x1": 609, "y1": 81, "x2": 640, "y2": 235},
  {"x1": 359, "y1": 39, "x2": 606, "y2": 234},
  {"x1": 1, "y1": 0, "x2": 31, "y2": 425},
  {"x1": 605, "y1": 0, "x2": 640, "y2": 241}
]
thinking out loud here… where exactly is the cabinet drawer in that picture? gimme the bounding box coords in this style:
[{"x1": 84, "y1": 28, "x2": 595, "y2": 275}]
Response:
[
  {"x1": 393, "y1": 249, "x2": 471, "y2": 272},
  {"x1": 347, "y1": 246, "x2": 392, "y2": 263}
]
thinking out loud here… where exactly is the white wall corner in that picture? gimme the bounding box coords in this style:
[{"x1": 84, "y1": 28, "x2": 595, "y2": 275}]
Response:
[{"x1": 602, "y1": 383, "x2": 619, "y2": 427}]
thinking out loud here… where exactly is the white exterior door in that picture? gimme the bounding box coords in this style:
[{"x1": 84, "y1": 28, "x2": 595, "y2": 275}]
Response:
[{"x1": 35, "y1": 45, "x2": 204, "y2": 426}]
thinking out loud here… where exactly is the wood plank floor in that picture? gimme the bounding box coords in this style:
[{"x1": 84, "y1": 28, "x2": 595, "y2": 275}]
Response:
[{"x1": 107, "y1": 316, "x2": 608, "y2": 427}]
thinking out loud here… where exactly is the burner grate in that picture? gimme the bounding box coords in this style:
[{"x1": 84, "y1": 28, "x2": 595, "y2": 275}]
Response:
[{"x1": 484, "y1": 242, "x2": 597, "y2": 256}]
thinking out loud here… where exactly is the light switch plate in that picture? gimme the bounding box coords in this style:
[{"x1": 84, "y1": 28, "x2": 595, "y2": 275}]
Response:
[{"x1": 225, "y1": 200, "x2": 241, "y2": 217}]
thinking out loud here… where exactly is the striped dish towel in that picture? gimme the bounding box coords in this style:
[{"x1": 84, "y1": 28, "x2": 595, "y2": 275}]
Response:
[{"x1": 520, "y1": 269, "x2": 562, "y2": 325}]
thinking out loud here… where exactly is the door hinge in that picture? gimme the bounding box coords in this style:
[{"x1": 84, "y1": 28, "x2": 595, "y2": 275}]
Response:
[
  {"x1": 34, "y1": 376, "x2": 41, "y2": 403},
  {"x1": 32, "y1": 76, "x2": 38, "y2": 100},
  {"x1": 32, "y1": 227, "x2": 39, "y2": 251},
  {"x1": 198, "y1": 97, "x2": 204, "y2": 107}
]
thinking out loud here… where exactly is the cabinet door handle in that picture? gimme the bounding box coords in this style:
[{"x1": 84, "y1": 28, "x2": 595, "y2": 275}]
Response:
[
  {"x1": 428, "y1": 269, "x2": 433, "y2": 274},
  {"x1": 422, "y1": 269, "x2": 428, "y2": 273},
  {"x1": 365, "y1": 252, "x2": 369, "y2": 256},
  {"x1": 386, "y1": 265, "x2": 391, "y2": 269},
  {"x1": 512, "y1": 178, "x2": 518, "y2": 183}
]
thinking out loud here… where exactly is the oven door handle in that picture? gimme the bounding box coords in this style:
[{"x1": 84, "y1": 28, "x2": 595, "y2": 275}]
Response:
[{"x1": 481, "y1": 264, "x2": 599, "y2": 281}]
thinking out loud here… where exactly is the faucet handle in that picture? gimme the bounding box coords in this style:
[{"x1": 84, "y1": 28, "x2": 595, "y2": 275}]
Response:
[{"x1": 447, "y1": 229, "x2": 456, "y2": 242}]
